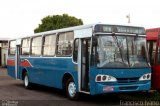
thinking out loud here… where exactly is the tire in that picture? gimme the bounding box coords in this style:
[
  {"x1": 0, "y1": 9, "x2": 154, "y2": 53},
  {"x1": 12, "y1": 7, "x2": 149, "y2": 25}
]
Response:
[
  {"x1": 24, "y1": 73, "x2": 31, "y2": 89},
  {"x1": 66, "y1": 78, "x2": 79, "y2": 100}
]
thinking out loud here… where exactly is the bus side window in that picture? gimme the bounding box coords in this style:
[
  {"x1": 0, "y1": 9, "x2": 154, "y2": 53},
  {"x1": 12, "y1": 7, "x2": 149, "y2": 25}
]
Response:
[
  {"x1": 31, "y1": 36, "x2": 42, "y2": 56},
  {"x1": 157, "y1": 47, "x2": 160, "y2": 64},
  {"x1": 9, "y1": 40, "x2": 16, "y2": 55},
  {"x1": 73, "y1": 39, "x2": 79, "y2": 62},
  {"x1": 157, "y1": 39, "x2": 160, "y2": 64},
  {"x1": 148, "y1": 41, "x2": 156, "y2": 65},
  {"x1": 57, "y1": 32, "x2": 74, "y2": 56},
  {"x1": 21, "y1": 38, "x2": 30, "y2": 55},
  {"x1": 43, "y1": 34, "x2": 56, "y2": 56}
]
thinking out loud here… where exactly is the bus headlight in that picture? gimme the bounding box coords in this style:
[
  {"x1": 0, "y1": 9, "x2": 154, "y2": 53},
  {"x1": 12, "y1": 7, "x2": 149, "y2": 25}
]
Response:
[
  {"x1": 139, "y1": 73, "x2": 151, "y2": 81},
  {"x1": 95, "y1": 75, "x2": 117, "y2": 82}
]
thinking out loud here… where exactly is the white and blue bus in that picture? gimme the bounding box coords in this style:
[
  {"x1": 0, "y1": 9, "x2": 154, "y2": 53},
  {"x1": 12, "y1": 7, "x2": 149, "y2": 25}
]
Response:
[{"x1": 7, "y1": 24, "x2": 151, "y2": 100}]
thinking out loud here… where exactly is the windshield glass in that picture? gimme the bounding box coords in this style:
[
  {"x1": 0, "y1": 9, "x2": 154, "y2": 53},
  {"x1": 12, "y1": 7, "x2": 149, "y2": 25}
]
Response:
[{"x1": 97, "y1": 35, "x2": 149, "y2": 68}]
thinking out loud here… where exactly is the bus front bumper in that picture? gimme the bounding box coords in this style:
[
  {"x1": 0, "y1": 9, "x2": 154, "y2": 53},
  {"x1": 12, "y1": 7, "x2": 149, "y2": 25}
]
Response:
[{"x1": 92, "y1": 81, "x2": 151, "y2": 95}]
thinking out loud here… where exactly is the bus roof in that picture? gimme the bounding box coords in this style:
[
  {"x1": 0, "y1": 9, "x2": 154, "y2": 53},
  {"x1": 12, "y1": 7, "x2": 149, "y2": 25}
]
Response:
[
  {"x1": 10, "y1": 23, "x2": 145, "y2": 40},
  {"x1": 146, "y1": 28, "x2": 160, "y2": 40},
  {"x1": 0, "y1": 37, "x2": 10, "y2": 40}
]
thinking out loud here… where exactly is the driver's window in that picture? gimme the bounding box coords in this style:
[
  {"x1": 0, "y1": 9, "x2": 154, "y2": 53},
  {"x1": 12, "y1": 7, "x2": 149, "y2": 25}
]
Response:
[{"x1": 73, "y1": 39, "x2": 79, "y2": 62}]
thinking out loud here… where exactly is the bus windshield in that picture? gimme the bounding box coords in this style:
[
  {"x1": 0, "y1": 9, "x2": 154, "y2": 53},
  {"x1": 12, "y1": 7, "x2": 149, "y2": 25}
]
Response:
[{"x1": 97, "y1": 35, "x2": 149, "y2": 68}]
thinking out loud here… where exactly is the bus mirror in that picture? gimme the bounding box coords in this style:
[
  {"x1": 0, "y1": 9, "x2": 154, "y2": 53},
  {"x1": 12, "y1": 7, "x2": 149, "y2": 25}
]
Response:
[{"x1": 92, "y1": 36, "x2": 97, "y2": 46}]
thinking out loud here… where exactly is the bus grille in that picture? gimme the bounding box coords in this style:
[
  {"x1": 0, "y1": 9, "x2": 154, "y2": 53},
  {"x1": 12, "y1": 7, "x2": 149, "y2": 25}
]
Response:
[{"x1": 117, "y1": 77, "x2": 139, "y2": 83}]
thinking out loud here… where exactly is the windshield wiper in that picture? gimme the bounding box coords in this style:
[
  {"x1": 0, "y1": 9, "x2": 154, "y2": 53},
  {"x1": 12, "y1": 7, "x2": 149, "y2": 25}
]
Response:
[
  {"x1": 126, "y1": 37, "x2": 131, "y2": 67},
  {"x1": 112, "y1": 35, "x2": 124, "y2": 63}
]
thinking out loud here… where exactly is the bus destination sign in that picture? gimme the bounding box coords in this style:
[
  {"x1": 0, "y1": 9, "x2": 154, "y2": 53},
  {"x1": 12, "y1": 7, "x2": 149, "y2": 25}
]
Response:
[{"x1": 94, "y1": 24, "x2": 145, "y2": 35}]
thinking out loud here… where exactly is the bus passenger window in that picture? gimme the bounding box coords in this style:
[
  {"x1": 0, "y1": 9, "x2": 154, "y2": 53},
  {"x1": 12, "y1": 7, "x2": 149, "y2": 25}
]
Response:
[
  {"x1": 148, "y1": 41, "x2": 156, "y2": 65},
  {"x1": 31, "y1": 36, "x2": 42, "y2": 56},
  {"x1": 57, "y1": 32, "x2": 74, "y2": 56},
  {"x1": 21, "y1": 38, "x2": 30, "y2": 55},
  {"x1": 9, "y1": 40, "x2": 16, "y2": 55},
  {"x1": 73, "y1": 39, "x2": 79, "y2": 62},
  {"x1": 43, "y1": 34, "x2": 56, "y2": 56},
  {"x1": 157, "y1": 45, "x2": 160, "y2": 64}
]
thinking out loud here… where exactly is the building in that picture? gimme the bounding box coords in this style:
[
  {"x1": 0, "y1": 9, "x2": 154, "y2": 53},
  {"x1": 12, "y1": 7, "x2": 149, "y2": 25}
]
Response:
[{"x1": 0, "y1": 38, "x2": 9, "y2": 67}]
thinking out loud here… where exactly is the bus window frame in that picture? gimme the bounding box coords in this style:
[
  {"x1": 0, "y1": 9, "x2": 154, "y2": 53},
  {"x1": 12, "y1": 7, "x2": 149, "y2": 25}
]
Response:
[
  {"x1": 56, "y1": 31, "x2": 74, "y2": 57},
  {"x1": 42, "y1": 33, "x2": 57, "y2": 57},
  {"x1": 30, "y1": 35, "x2": 42, "y2": 57}
]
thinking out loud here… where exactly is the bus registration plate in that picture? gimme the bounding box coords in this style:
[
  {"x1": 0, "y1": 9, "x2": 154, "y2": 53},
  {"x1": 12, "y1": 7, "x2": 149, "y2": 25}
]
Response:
[{"x1": 103, "y1": 86, "x2": 114, "y2": 91}]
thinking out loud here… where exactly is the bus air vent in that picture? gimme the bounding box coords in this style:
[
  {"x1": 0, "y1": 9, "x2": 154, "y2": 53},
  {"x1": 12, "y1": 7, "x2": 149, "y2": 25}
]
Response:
[{"x1": 117, "y1": 77, "x2": 139, "y2": 83}]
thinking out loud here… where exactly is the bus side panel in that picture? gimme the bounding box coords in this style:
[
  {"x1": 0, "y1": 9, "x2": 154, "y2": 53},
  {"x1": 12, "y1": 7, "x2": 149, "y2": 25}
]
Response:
[
  {"x1": 7, "y1": 57, "x2": 16, "y2": 79},
  {"x1": 152, "y1": 65, "x2": 160, "y2": 89},
  {"x1": 19, "y1": 57, "x2": 78, "y2": 89},
  {"x1": 7, "y1": 65, "x2": 16, "y2": 78}
]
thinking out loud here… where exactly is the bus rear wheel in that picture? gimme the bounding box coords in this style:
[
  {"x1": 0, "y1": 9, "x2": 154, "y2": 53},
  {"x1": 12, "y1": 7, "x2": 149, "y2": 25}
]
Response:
[
  {"x1": 66, "y1": 78, "x2": 79, "y2": 100},
  {"x1": 24, "y1": 73, "x2": 31, "y2": 89}
]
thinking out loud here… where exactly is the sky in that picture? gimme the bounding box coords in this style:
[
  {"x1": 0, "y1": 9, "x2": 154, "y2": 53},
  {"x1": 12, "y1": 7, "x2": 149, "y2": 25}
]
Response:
[{"x1": 0, "y1": 0, "x2": 160, "y2": 39}]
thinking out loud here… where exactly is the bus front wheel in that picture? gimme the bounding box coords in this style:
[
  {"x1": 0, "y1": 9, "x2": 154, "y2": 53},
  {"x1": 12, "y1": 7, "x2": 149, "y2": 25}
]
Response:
[
  {"x1": 66, "y1": 78, "x2": 79, "y2": 100},
  {"x1": 24, "y1": 73, "x2": 31, "y2": 89}
]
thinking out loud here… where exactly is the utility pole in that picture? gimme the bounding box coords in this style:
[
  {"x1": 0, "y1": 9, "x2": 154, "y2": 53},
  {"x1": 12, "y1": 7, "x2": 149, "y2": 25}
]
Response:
[{"x1": 126, "y1": 14, "x2": 131, "y2": 23}]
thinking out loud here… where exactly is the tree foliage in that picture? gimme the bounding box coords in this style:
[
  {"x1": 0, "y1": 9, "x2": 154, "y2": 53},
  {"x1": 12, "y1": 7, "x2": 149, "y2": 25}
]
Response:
[{"x1": 34, "y1": 14, "x2": 83, "y2": 33}]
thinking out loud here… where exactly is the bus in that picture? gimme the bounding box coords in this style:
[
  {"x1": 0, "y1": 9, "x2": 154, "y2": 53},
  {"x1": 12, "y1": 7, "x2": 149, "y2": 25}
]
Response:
[
  {"x1": 146, "y1": 28, "x2": 160, "y2": 91},
  {"x1": 7, "y1": 24, "x2": 151, "y2": 100}
]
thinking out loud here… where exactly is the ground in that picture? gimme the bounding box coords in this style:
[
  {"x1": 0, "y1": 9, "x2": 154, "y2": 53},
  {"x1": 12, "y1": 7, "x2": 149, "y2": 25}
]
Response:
[{"x1": 0, "y1": 68, "x2": 159, "y2": 106}]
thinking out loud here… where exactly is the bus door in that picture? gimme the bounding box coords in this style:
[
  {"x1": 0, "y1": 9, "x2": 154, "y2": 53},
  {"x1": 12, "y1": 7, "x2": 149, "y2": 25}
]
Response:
[
  {"x1": 152, "y1": 35, "x2": 160, "y2": 89},
  {"x1": 15, "y1": 40, "x2": 21, "y2": 79},
  {"x1": 81, "y1": 38, "x2": 90, "y2": 91},
  {"x1": 75, "y1": 38, "x2": 90, "y2": 92},
  {"x1": 74, "y1": 28, "x2": 92, "y2": 93}
]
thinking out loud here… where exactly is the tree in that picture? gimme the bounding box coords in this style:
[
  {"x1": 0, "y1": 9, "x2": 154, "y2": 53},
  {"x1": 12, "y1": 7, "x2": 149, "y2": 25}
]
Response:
[{"x1": 34, "y1": 14, "x2": 83, "y2": 33}]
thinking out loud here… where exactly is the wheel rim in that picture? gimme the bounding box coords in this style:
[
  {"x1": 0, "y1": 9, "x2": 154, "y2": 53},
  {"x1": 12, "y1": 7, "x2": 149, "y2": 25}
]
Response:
[
  {"x1": 68, "y1": 82, "x2": 76, "y2": 97},
  {"x1": 24, "y1": 75, "x2": 29, "y2": 87}
]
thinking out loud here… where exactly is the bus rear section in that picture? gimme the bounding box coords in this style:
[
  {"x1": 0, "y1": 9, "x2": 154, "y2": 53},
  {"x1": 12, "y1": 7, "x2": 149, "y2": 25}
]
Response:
[
  {"x1": 7, "y1": 24, "x2": 151, "y2": 100},
  {"x1": 146, "y1": 28, "x2": 160, "y2": 90}
]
